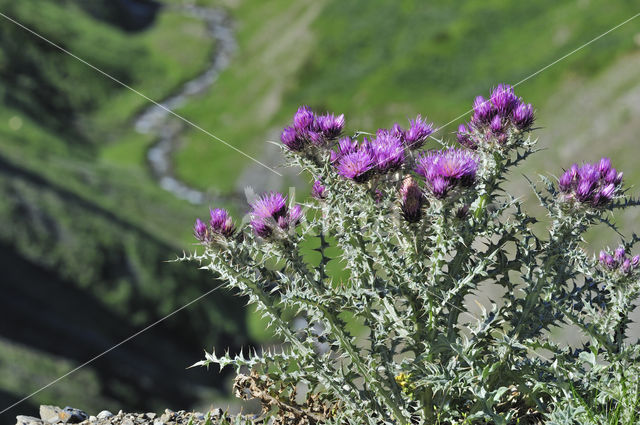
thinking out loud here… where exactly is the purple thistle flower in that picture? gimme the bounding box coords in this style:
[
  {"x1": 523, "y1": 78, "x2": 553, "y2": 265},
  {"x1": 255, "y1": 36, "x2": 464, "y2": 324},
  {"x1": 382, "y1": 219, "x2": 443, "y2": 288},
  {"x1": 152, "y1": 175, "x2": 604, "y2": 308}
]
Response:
[
  {"x1": 599, "y1": 250, "x2": 617, "y2": 269},
  {"x1": 194, "y1": 218, "x2": 208, "y2": 242},
  {"x1": 331, "y1": 137, "x2": 358, "y2": 163},
  {"x1": 559, "y1": 159, "x2": 623, "y2": 207},
  {"x1": 632, "y1": 255, "x2": 640, "y2": 268},
  {"x1": 281, "y1": 204, "x2": 303, "y2": 231},
  {"x1": 399, "y1": 177, "x2": 424, "y2": 223},
  {"x1": 250, "y1": 192, "x2": 301, "y2": 238},
  {"x1": 280, "y1": 126, "x2": 304, "y2": 151},
  {"x1": 430, "y1": 176, "x2": 452, "y2": 199},
  {"x1": 599, "y1": 250, "x2": 608, "y2": 264},
  {"x1": 512, "y1": 102, "x2": 535, "y2": 130},
  {"x1": 316, "y1": 113, "x2": 345, "y2": 139},
  {"x1": 250, "y1": 192, "x2": 287, "y2": 238},
  {"x1": 311, "y1": 180, "x2": 326, "y2": 199},
  {"x1": 404, "y1": 115, "x2": 434, "y2": 149},
  {"x1": 622, "y1": 259, "x2": 632, "y2": 273},
  {"x1": 336, "y1": 149, "x2": 375, "y2": 182},
  {"x1": 456, "y1": 123, "x2": 476, "y2": 149},
  {"x1": 306, "y1": 130, "x2": 325, "y2": 146},
  {"x1": 490, "y1": 84, "x2": 519, "y2": 116},
  {"x1": 209, "y1": 208, "x2": 235, "y2": 237},
  {"x1": 614, "y1": 246, "x2": 626, "y2": 261},
  {"x1": 293, "y1": 105, "x2": 315, "y2": 131},
  {"x1": 391, "y1": 123, "x2": 406, "y2": 141},
  {"x1": 415, "y1": 149, "x2": 478, "y2": 198},
  {"x1": 370, "y1": 132, "x2": 405, "y2": 172},
  {"x1": 489, "y1": 115, "x2": 503, "y2": 135},
  {"x1": 472, "y1": 96, "x2": 493, "y2": 124},
  {"x1": 598, "y1": 157, "x2": 612, "y2": 176},
  {"x1": 559, "y1": 167, "x2": 577, "y2": 192}
]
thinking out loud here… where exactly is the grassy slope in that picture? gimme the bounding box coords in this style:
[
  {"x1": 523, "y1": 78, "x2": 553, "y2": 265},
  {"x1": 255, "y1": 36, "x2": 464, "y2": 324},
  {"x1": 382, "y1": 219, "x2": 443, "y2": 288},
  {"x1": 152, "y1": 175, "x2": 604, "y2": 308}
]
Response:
[
  {"x1": 166, "y1": 0, "x2": 639, "y2": 198},
  {"x1": 0, "y1": 1, "x2": 246, "y2": 419}
]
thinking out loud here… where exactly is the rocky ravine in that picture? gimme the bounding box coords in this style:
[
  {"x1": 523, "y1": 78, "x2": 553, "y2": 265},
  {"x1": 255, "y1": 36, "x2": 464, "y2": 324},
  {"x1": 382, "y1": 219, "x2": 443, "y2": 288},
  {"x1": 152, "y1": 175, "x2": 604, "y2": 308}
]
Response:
[{"x1": 16, "y1": 406, "x2": 249, "y2": 425}]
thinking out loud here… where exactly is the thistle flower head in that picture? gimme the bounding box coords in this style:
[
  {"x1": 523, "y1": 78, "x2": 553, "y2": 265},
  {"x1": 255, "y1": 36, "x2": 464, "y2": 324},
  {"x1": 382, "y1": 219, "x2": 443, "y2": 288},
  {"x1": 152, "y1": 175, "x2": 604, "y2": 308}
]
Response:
[
  {"x1": 194, "y1": 218, "x2": 208, "y2": 242},
  {"x1": 599, "y1": 246, "x2": 638, "y2": 274},
  {"x1": 250, "y1": 192, "x2": 301, "y2": 238},
  {"x1": 316, "y1": 113, "x2": 345, "y2": 139},
  {"x1": 293, "y1": 105, "x2": 315, "y2": 131},
  {"x1": 456, "y1": 123, "x2": 476, "y2": 149},
  {"x1": 280, "y1": 126, "x2": 304, "y2": 151},
  {"x1": 311, "y1": 180, "x2": 326, "y2": 199},
  {"x1": 614, "y1": 246, "x2": 626, "y2": 260},
  {"x1": 209, "y1": 208, "x2": 235, "y2": 237},
  {"x1": 331, "y1": 137, "x2": 358, "y2": 163},
  {"x1": 404, "y1": 115, "x2": 434, "y2": 149},
  {"x1": 336, "y1": 149, "x2": 374, "y2": 182},
  {"x1": 490, "y1": 84, "x2": 519, "y2": 116},
  {"x1": 391, "y1": 123, "x2": 405, "y2": 141},
  {"x1": 512, "y1": 103, "x2": 535, "y2": 130},
  {"x1": 399, "y1": 177, "x2": 424, "y2": 223},
  {"x1": 559, "y1": 159, "x2": 623, "y2": 207},
  {"x1": 489, "y1": 115, "x2": 503, "y2": 135},
  {"x1": 415, "y1": 149, "x2": 478, "y2": 198},
  {"x1": 370, "y1": 132, "x2": 405, "y2": 172},
  {"x1": 472, "y1": 95, "x2": 493, "y2": 124}
]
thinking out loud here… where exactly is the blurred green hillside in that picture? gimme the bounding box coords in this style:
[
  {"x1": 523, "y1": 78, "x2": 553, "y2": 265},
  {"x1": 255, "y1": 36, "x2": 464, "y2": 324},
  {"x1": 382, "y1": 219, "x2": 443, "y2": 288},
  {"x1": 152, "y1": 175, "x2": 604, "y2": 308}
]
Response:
[{"x1": 1, "y1": 0, "x2": 640, "y2": 422}]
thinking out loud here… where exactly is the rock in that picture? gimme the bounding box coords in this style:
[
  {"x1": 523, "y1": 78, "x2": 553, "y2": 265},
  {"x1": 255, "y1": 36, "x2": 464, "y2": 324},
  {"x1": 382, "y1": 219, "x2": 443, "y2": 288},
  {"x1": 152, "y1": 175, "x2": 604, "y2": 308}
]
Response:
[
  {"x1": 159, "y1": 411, "x2": 174, "y2": 423},
  {"x1": 62, "y1": 407, "x2": 87, "y2": 424},
  {"x1": 153, "y1": 420, "x2": 164, "y2": 425},
  {"x1": 193, "y1": 412, "x2": 205, "y2": 420},
  {"x1": 16, "y1": 415, "x2": 43, "y2": 425},
  {"x1": 122, "y1": 419, "x2": 134, "y2": 425},
  {"x1": 145, "y1": 413, "x2": 156, "y2": 420},
  {"x1": 210, "y1": 408, "x2": 222, "y2": 419},
  {"x1": 88, "y1": 416, "x2": 96, "y2": 422},
  {"x1": 39, "y1": 406, "x2": 61, "y2": 423},
  {"x1": 96, "y1": 411, "x2": 113, "y2": 420}
]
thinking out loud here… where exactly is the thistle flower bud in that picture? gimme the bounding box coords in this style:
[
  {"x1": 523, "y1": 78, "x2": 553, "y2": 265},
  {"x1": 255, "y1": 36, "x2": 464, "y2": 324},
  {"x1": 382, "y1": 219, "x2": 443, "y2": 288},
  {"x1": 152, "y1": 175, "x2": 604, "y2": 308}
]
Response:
[
  {"x1": 280, "y1": 126, "x2": 304, "y2": 151},
  {"x1": 512, "y1": 102, "x2": 535, "y2": 130},
  {"x1": 621, "y1": 259, "x2": 632, "y2": 273},
  {"x1": 472, "y1": 96, "x2": 493, "y2": 124},
  {"x1": 293, "y1": 105, "x2": 315, "y2": 131},
  {"x1": 311, "y1": 180, "x2": 326, "y2": 199},
  {"x1": 456, "y1": 124, "x2": 476, "y2": 149},
  {"x1": 194, "y1": 218, "x2": 208, "y2": 242},
  {"x1": 614, "y1": 246, "x2": 626, "y2": 261},
  {"x1": 404, "y1": 115, "x2": 434, "y2": 149},
  {"x1": 489, "y1": 115, "x2": 503, "y2": 135},
  {"x1": 209, "y1": 208, "x2": 235, "y2": 237},
  {"x1": 316, "y1": 113, "x2": 345, "y2": 140},
  {"x1": 490, "y1": 84, "x2": 518, "y2": 116},
  {"x1": 399, "y1": 177, "x2": 424, "y2": 223}
]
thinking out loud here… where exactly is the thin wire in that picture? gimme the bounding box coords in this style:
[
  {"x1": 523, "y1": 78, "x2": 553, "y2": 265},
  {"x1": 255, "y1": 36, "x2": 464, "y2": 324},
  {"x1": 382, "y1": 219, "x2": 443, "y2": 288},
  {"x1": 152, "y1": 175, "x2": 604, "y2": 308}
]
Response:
[
  {"x1": 0, "y1": 282, "x2": 225, "y2": 416},
  {"x1": 0, "y1": 12, "x2": 283, "y2": 177}
]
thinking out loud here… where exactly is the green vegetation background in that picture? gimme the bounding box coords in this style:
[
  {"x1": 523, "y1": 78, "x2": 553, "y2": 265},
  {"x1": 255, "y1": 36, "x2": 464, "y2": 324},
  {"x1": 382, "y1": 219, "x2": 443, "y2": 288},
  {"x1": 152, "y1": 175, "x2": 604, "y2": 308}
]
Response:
[{"x1": 1, "y1": 0, "x2": 639, "y2": 421}]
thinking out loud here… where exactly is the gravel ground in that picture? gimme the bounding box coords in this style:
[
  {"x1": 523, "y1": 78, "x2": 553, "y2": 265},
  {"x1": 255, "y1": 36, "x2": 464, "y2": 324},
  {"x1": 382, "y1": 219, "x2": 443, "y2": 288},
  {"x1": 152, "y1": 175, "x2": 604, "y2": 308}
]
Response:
[{"x1": 15, "y1": 406, "x2": 252, "y2": 425}]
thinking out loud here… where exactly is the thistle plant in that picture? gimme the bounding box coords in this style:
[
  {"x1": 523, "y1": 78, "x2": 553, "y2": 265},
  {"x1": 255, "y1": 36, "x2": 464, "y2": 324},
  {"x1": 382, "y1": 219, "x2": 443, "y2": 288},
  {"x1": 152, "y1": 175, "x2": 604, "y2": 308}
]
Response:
[{"x1": 185, "y1": 84, "x2": 640, "y2": 424}]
